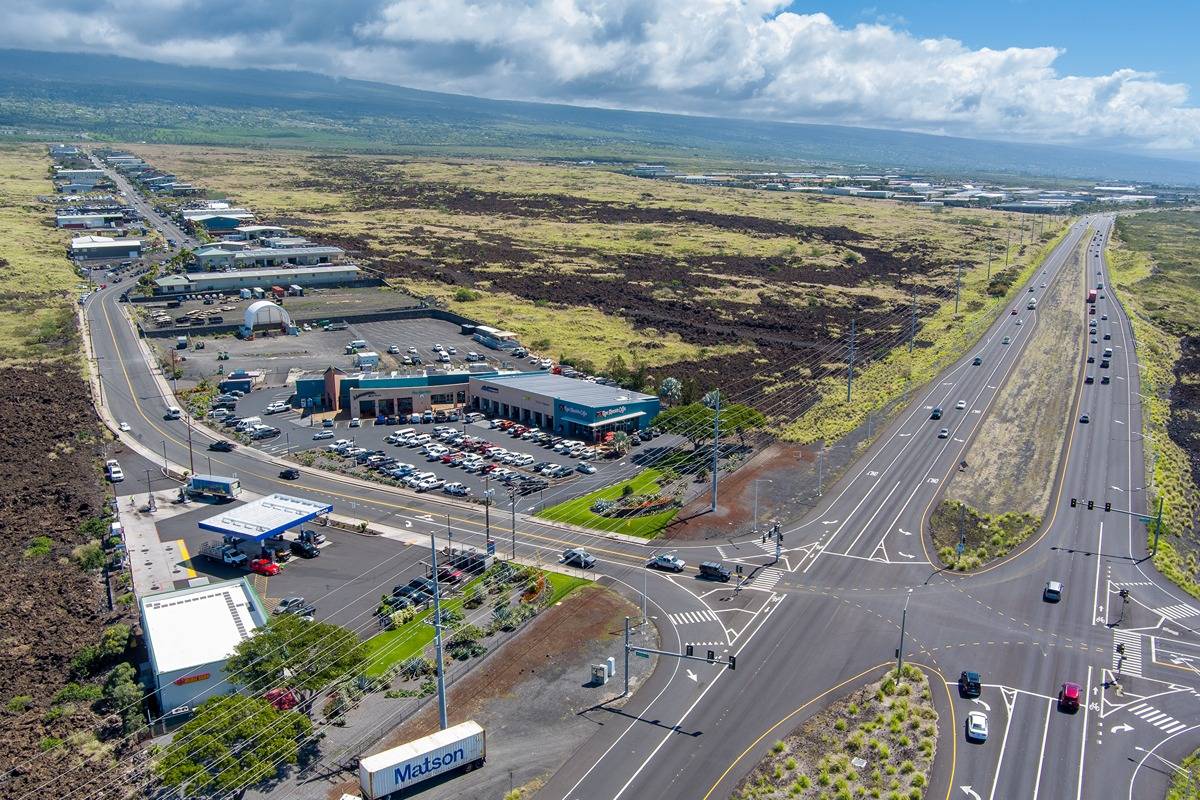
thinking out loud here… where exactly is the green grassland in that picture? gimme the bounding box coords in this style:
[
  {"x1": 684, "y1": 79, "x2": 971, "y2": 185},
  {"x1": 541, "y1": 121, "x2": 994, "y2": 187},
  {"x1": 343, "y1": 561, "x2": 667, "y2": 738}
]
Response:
[
  {"x1": 0, "y1": 144, "x2": 81, "y2": 364},
  {"x1": 536, "y1": 468, "x2": 677, "y2": 537},
  {"x1": 1110, "y1": 211, "x2": 1200, "y2": 599}
]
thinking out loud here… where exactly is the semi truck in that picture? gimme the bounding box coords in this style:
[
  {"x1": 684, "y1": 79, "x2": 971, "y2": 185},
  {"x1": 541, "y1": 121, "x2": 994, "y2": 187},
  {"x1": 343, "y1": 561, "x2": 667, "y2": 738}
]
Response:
[
  {"x1": 1087, "y1": 289, "x2": 1098, "y2": 304},
  {"x1": 185, "y1": 474, "x2": 242, "y2": 500},
  {"x1": 358, "y1": 721, "x2": 485, "y2": 798},
  {"x1": 199, "y1": 541, "x2": 247, "y2": 567}
]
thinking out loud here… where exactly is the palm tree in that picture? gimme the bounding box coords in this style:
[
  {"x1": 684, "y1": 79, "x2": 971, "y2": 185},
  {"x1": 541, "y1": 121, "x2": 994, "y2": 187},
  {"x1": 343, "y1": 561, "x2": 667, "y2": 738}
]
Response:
[{"x1": 658, "y1": 377, "x2": 682, "y2": 406}]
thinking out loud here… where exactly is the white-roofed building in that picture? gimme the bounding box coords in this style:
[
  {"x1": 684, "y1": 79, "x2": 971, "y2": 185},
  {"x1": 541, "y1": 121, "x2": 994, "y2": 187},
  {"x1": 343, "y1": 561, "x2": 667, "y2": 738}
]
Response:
[{"x1": 139, "y1": 578, "x2": 269, "y2": 715}]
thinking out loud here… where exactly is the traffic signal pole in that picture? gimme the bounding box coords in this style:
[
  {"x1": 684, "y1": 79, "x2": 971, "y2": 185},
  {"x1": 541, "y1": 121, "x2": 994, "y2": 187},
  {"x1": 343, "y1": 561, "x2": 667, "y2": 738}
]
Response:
[
  {"x1": 1067, "y1": 496, "x2": 1165, "y2": 558},
  {"x1": 624, "y1": 617, "x2": 735, "y2": 695}
]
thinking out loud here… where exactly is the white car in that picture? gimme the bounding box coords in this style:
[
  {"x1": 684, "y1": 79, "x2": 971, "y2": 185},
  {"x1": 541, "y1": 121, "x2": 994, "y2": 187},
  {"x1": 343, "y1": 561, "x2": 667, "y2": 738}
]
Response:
[
  {"x1": 417, "y1": 476, "x2": 445, "y2": 492},
  {"x1": 118, "y1": 421, "x2": 131, "y2": 432},
  {"x1": 448, "y1": 346, "x2": 457, "y2": 354},
  {"x1": 966, "y1": 711, "x2": 988, "y2": 742},
  {"x1": 407, "y1": 346, "x2": 418, "y2": 354},
  {"x1": 208, "y1": 408, "x2": 230, "y2": 419},
  {"x1": 955, "y1": 400, "x2": 966, "y2": 410},
  {"x1": 312, "y1": 430, "x2": 334, "y2": 440},
  {"x1": 443, "y1": 482, "x2": 470, "y2": 496},
  {"x1": 105, "y1": 459, "x2": 124, "y2": 482},
  {"x1": 349, "y1": 417, "x2": 361, "y2": 427},
  {"x1": 648, "y1": 553, "x2": 685, "y2": 572},
  {"x1": 433, "y1": 343, "x2": 444, "y2": 352},
  {"x1": 387, "y1": 345, "x2": 400, "y2": 354}
]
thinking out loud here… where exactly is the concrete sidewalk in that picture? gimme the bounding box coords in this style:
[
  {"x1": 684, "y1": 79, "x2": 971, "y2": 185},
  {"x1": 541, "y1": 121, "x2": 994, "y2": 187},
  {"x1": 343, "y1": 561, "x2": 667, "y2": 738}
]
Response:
[{"x1": 119, "y1": 492, "x2": 199, "y2": 597}]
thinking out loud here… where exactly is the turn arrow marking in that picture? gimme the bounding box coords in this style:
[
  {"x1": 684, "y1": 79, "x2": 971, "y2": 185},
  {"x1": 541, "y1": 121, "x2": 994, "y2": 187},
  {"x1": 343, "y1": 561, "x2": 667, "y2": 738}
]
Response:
[
  {"x1": 686, "y1": 669, "x2": 698, "y2": 683},
  {"x1": 971, "y1": 698, "x2": 991, "y2": 712},
  {"x1": 960, "y1": 787, "x2": 981, "y2": 800},
  {"x1": 1110, "y1": 723, "x2": 1133, "y2": 734}
]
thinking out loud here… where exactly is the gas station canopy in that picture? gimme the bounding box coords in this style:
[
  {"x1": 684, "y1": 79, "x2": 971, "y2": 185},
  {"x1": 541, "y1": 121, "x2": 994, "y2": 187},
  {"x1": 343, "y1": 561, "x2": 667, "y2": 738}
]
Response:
[{"x1": 198, "y1": 494, "x2": 332, "y2": 542}]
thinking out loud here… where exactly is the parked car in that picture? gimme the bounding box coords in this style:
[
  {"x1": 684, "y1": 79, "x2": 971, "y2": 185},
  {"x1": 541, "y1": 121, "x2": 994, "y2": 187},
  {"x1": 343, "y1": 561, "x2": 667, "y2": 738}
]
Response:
[
  {"x1": 562, "y1": 548, "x2": 596, "y2": 569},
  {"x1": 648, "y1": 553, "x2": 685, "y2": 572},
  {"x1": 273, "y1": 597, "x2": 313, "y2": 616},
  {"x1": 105, "y1": 459, "x2": 124, "y2": 482},
  {"x1": 298, "y1": 529, "x2": 325, "y2": 546},
  {"x1": 249, "y1": 558, "x2": 281, "y2": 576},
  {"x1": 290, "y1": 540, "x2": 321, "y2": 559},
  {"x1": 322, "y1": 418, "x2": 334, "y2": 428},
  {"x1": 443, "y1": 482, "x2": 470, "y2": 496}
]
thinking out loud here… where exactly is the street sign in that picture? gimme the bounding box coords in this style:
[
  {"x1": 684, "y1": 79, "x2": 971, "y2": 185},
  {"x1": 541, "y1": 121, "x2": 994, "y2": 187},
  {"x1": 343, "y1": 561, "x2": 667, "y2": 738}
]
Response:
[
  {"x1": 1138, "y1": 516, "x2": 1153, "y2": 524},
  {"x1": 486, "y1": 540, "x2": 496, "y2": 556},
  {"x1": 634, "y1": 650, "x2": 650, "y2": 659},
  {"x1": 956, "y1": 541, "x2": 965, "y2": 555}
]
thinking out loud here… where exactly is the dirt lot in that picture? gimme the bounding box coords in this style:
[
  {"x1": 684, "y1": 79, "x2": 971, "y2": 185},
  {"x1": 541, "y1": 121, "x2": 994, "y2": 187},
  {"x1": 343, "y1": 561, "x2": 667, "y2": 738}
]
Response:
[
  {"x1": 322, "y1": 584, "x2": 655, "y2": 800},
  {"x1": 0, "y1": 364, "x2": 131, "y2": 797}
]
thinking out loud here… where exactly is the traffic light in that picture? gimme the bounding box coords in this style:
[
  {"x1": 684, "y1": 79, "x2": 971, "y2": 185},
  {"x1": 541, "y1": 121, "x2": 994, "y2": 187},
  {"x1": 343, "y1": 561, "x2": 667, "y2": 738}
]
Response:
[
  {"x1": 686, "y1": 645, "x2": 694, "y2": 657},
  {"x1": 1071, "y1": 498, "x2": 1077, "y2": 508},
  {"x1": 1087, "y1": 500, "x2": 1095, "y2": 510},
  {"x1": 1105, "y1": 502, "x2": 1112, "y2": 512},
  {"x1": 728, "y1": 655, "x2": 736, "y2": 671},
  {"x1": 707, "y1": 649, "x2": 716, "y2": 663}
]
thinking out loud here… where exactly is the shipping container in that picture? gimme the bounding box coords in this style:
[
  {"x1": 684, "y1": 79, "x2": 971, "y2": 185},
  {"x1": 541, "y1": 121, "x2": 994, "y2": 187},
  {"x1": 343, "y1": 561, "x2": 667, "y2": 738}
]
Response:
[
  {"x1": 186, "y1": 474, "x2": 242, "y2": 499},
  {"x1": 358, "y1": 721, "x2": 485, "y2": 798}
]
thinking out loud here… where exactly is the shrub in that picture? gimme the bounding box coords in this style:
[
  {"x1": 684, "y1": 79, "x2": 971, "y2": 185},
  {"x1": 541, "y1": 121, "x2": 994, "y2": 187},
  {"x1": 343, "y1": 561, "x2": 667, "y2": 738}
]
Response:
[
  {"x1": 463, "y1": 584, "x2": 483, "y2": 608},
  {"x1": 39, "y1": 737, "x2": 64, "y2": 752},
  {"x1": 53, "y1": 683, "x2": 103, "y2": 704},
  {"x1": 453, "y1": 287, "x2": 481, "y2": 302},
  {"x1": 5, "y1": 695, "x2": 34, "y2": 713},
  {"x1": 24, "y1": 536, "x2": 53, "y2": 557},
  {"x1": 397, "y1": 657, "x2": 434, "y2": 681},
  {"x1": 772, "y1": 740, "x2": 786, "y2": 754}
]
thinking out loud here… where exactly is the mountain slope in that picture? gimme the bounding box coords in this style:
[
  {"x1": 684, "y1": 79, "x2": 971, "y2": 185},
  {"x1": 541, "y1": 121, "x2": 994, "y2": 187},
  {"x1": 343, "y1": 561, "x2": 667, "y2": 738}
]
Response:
[{"x1": 2, "y1": 48, "x2": 1196, "y2": 184}]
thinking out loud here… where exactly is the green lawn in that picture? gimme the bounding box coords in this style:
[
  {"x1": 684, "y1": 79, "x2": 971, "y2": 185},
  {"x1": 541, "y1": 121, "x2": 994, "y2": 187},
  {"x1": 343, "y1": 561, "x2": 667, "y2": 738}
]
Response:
[
  {"x1": 362, "y1": 568, "x2": 590, "y2": 678},
  {"x1": 536, "y1": 468, "x2": 678, "y2": 538}
]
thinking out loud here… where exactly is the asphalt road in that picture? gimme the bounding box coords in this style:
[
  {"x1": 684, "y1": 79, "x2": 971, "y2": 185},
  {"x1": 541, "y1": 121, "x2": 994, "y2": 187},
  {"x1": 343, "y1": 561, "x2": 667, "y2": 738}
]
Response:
[{"x1": 82, "y1": 157, "x2": 1199, "y2": 800}]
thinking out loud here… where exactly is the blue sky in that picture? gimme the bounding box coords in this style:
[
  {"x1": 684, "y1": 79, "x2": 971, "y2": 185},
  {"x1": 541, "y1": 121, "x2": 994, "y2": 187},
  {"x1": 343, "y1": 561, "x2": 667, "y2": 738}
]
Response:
[
  {"x1": 8, "y1": 1, "x2": 1200, "y2": 156},
  {"x1": 810, "y1": 0, "x2": 1199, "y2": 87}
]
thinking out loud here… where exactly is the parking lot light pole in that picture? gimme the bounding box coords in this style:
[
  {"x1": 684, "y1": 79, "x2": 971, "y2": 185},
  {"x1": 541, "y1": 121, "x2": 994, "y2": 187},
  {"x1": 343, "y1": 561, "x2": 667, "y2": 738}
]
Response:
[
  {"x1": 483, "y1": 474, "x2": 491, "y2": 545},
  {"x1": 509, "y1": 488, "x2": 517, "y2": 560},
  {"x1": 429, "y1": 532, "x2": 448, "y2": 730}
]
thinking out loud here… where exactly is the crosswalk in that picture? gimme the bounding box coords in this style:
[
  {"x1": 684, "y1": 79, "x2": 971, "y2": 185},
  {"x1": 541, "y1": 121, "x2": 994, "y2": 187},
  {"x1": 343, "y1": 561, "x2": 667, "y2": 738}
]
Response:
[
  {"x1": 667, "y1": 609, "x2": 718, "y2": 626},
  {"x1": 747, "y1": 567, "x2": 784, "y2": 592},
  {"x1": 1126, "y1": 702, "x2": 1191, "y2": 735},
  {"x1": 1112, "y1": 629, "x2": 1143, "y2": 678},
  {"x1": 1152, "y1": 603, "x2": 1200, "y2": 621}
]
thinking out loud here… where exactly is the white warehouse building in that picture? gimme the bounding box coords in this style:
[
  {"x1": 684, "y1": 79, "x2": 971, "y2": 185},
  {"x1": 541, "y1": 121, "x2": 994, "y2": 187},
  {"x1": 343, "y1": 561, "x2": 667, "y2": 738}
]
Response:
[{"x1": 139, "y1": 578, "x2": 269, "y2": 716}]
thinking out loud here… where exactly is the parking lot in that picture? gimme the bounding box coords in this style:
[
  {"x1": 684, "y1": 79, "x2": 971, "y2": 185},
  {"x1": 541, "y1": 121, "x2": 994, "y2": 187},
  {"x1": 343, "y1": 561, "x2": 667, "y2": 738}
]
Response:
[
  {"x1": 158, "y1": 501, "x2": 435, "y2": 632},
  {"x1": 201, "y1": 393, "x2": 682, "y2": 510},
  {"x1": 156, "y1": 314, "x2": 536, "y2": 384}
]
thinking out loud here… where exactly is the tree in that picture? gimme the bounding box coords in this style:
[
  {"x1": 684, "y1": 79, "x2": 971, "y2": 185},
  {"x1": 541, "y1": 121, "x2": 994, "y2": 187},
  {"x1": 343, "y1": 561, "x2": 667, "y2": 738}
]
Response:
[
  {"x1": 225, "y1": 615, "x2": 366, "y2": 704},
  {"x1": 658, "y1": 377, "x2": 682, "y2": 406},
  {"x1": 605, "y1": 354, "x2": 630, "y2": 384},
  {"x1": 611, "y1": 431, "x2": 632, "y2": 454},
  {"x1": 654, "y1": 402, "x2": 766, "y2": 448},
  {"x1": 702, "y1": 389, "x2": 722, "y2": 410},
  {"x1": 104, "y1": 662, "x2": 144, "y2": 733},
  {"x1": 154, "y1": 694, "x2": 311, "y2": 797}
]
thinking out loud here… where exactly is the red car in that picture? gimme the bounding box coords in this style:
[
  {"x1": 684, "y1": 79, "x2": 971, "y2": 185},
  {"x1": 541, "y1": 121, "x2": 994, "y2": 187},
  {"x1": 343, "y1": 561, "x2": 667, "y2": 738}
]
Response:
[
  {"x1": 1010, "y1": 308, "x2": 1018, "y2": 315},
  {"x1": 249, "y1": 557, "x2": 281, "y2": 576},
  {"x1": 1058, "y1": 682, "x2": 1081, "y2": 712}
]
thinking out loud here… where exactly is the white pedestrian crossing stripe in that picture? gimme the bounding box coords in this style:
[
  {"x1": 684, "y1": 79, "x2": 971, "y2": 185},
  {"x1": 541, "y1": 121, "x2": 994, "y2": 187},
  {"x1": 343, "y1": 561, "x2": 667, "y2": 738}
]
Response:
[
  {"x1": 667, "y1": 609, "x2": 718, "y2": 626},
  {"x1": 1112, "y1": 630, "x2": 1143, "y2": 678},
  {"x1": 749, "y1": 567, "x2": 784, "y2": 591},
  {"x1": 1127, "y1": 702, "x2": 1190, "y2": 734},
  {"x1": 1153, "y1": 603, "x2": 1200, "y2": 621}
]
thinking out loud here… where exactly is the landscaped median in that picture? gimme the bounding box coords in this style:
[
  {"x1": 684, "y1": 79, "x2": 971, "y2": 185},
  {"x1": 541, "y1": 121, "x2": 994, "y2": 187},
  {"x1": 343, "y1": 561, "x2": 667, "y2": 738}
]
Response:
[
  {"x1": 535, "y1": 468, "x2": 680, "y2": 538},
  {"x1": 363, "y1": 563, "x2": 588, "y2": 680}
]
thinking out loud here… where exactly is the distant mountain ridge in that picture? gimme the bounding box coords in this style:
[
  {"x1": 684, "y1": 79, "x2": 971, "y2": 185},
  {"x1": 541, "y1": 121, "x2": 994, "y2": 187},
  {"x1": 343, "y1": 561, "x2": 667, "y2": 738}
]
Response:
[{"x1": 2, "y1": 48, "x2": 1197, "y2": 185}]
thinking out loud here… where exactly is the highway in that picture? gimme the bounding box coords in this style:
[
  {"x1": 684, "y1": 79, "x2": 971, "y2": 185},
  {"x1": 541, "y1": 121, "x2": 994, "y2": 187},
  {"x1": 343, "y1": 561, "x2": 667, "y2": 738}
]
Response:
[{"x1": 83, "y1": 172, "x2": 1199, "y2": 800}]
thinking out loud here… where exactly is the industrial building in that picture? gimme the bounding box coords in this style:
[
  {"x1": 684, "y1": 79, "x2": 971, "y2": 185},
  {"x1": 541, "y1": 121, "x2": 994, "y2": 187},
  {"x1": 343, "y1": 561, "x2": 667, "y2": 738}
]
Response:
[
  {"x1": 70, "y1": 235, "x2": 143, "y2": 260},
  {"x1": 296, "y1": 367, "x2": 660, "y2": 438},
  {"x1": 192, "y1": 239, "x2": 344, "y2": 270},
  {"x1": 151, "y1": 264, "x2": 361, "y2": 295},
  {"x1": 56, "y1": 211, "x2": 126, "y2": 229},
  {"x1": 183, "y1": 210, "x2": 256, "y2": 231},
  {"x1": 139, "y1": 578, "x2": 269, "y2": 716}
]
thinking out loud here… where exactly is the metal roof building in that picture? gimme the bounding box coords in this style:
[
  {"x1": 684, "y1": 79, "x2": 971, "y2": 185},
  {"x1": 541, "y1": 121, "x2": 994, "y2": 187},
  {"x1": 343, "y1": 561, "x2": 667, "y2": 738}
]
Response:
[
  {"x1": 139, "y1": 577, "x2": 269, "y2": 715},
  {"x1": 469, "y1": 371, "x2": 660, "y2": 438},
  {"x1": 198, "y1": 493, "x2": 332, "y2": 543}
]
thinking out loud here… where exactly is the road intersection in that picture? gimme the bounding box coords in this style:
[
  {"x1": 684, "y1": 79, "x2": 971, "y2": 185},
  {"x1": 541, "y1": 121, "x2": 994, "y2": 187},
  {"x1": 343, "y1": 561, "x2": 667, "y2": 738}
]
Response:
[{"x1": 82, "y1": 180, "x2": 1198, "y2": 800}]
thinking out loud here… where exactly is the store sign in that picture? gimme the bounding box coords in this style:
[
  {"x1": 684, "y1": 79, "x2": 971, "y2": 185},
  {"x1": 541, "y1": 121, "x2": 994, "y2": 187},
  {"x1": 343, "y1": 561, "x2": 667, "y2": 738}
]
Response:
[
  {"x1": 174, "y1": 672, "x2": 211, "y2": 686},
  {"x1": 481, "y1": 385, "x2": 499, "y2": 394},
  {"x1": 596, "y1": 405, "x2": 628, "y2": 419},
  {"x1": 560, "y1": 403, "x2": 589, "y2": 419}
]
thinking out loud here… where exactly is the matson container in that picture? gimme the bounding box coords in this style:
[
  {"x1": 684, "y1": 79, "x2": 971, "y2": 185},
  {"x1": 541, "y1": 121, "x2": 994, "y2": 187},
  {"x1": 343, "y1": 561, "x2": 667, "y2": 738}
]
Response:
[{"x1": 359, "y1": 720, "x2": 485, "y2": 798}]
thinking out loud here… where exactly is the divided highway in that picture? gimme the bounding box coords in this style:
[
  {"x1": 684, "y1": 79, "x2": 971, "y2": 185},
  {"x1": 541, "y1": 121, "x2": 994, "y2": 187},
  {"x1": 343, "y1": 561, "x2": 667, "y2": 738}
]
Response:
[{"x1": 84, "y1": 182, "x2": 1199, "y2": 800}]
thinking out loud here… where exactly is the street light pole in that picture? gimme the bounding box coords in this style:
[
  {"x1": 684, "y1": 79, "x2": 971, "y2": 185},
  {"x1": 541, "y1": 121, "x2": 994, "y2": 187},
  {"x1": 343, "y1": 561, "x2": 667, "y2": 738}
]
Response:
[
  {"x1": 509, "y1": 488, "x2": 517, "y2": 560},
  {"x1": 483, "y1": 473, "x2": 491, "y2": 546},
  {"x1": 429, "y1": 532, "x2": 448, "y2": 730},
  {"x1": 896, "y1": 588, "x2": 913, "y2": 676}
]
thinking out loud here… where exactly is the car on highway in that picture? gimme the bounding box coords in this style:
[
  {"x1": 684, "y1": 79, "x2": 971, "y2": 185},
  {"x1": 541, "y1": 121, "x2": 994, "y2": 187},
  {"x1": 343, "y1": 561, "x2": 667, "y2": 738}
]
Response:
[
  {"x1": 930, "y1": 407, "x2": 942, "y2": 420},
  {"x1": 1043, "y1": 580, "x2": 1064, "y2": 602},
  {"x1": 1103, "y1": 333, "x2": 1111, "y2": 340},
  {"x1": 1100, "y1": 359, "x2": 1110, "y2": 368},
  {"x1": 1085, "y1": 375, "x2": 1094, "y2": 384},
  {"x1": 937, "y1": 428, "x2": 949, "y2": 439},
  {"x1": 249, "y1": 558, "x2": 281, "y2": 576},
  {"x1": 1002, "y1": 336, "x2": 1011, "y2": 345},
  {"x1": 312, "y1": 430, "x2": 334, "y2": 440},
  {"x1": 958, "y1": 671, "x2": 982, "y2": 697},
  {"x1": 955, "y1": 400, "x2": 967, "y2": 410},
  {"x1": 1015, "y1": 318, "x2": 1023, "y2": 325},
  {"x1": 563, "y1": 548, "x2": 597, "y2": 569},
  {"x1": 1010, "y1": 309, "x2": 1018, "y2": 315},
  {"x1": 1091, "y1": 337, "x2": 1098, "y2": 344},
  {"x1": 1087, "y1": 355, "x2": 1095, "y2": 363},
  {"x1": 1079, "y1": 413, "x2": 1090, "y2": 424},
  {"x1": 209, "y1": 440, "x2": 236, "y2": 452},
  {"x1": 1101, "y1": 375, "x2": 1110, "y2": 385},
  {"x1": 1058, "y1": 681, "x2": 1081, "y2": 712},
  {"x1": 972, "y1": 356, "x2": 983, "y2": 365},
  {"x1": 576, "y1": 462, "x2": 596, "y2": 474},
  {"x1": 966, "y1": 711, "x2": 989, "y2": 742},
  {"x1": 648, "y1": 553, "x2": 685, "y2": 572},
  {"x1": 279, "y1": 468, "x2": 300, "y2": 480}
]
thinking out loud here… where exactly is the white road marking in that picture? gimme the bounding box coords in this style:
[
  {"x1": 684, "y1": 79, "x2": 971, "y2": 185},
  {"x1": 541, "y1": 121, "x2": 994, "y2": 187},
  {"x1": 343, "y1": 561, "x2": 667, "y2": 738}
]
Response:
[
  {"x1": 1113, "y1": 630, "x2": 1144, "y2": 678},
  {"x1": 1031, "y1": 697, "x2": 1052, "y2": 800},
  {"x1": 666, "y1": 610, "x2": 719, "y2": 625},
  {"x1": 1153, "y1": 603, "x2": 1200, "y2": 621},
  {"x1": 989, "y1": 690, "x2": 1017, "y2": 800}
]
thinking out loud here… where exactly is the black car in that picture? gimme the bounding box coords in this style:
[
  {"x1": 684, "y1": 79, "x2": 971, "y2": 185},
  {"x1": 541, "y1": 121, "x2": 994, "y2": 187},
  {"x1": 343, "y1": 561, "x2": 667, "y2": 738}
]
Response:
[
  {"x1": 209, "y1": 440, "x2": 236, "y2": 452},
  {"x1": 392, "y1": 586, "x2": 426, "y2": 605},
  {"x1": 222, "y1": 416, "x2": 243, "y2": 427},
  {"x1": 290, "y1": 539, "x2": 320, "y2": 558},
  {"x1": 409, "y1": 577, "x2": 438, "y2": 598},
  {"x1": 699, "y1": 561, "x2": 732, "y2": 582},
  {"x1": 958, "y1": 671, "x2": 982, "y2": 697},
  {"x1": 279, "y1": 468, "x2": 300, "y2": 480}
]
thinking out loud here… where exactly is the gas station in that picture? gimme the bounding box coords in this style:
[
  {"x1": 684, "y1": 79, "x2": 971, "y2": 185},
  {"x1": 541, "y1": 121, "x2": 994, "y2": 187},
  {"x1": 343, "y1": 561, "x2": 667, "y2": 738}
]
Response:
[{"x1": 199, "y1": 493, "x2": 332, "y2": 557}]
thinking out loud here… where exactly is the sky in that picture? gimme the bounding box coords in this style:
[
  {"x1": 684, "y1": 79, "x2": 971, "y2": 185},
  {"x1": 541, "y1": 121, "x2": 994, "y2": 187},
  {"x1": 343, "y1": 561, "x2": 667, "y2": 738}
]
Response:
[{"x1": 6, "y1": 0, "x2": 1200, "y2": 158}]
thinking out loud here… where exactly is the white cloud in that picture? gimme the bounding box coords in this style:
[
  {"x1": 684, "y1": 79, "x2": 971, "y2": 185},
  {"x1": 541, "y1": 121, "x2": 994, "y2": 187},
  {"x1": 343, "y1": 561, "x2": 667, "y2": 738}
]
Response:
[{"x1": 5, "y1": 0, "x2": 1200, "y2": 154}]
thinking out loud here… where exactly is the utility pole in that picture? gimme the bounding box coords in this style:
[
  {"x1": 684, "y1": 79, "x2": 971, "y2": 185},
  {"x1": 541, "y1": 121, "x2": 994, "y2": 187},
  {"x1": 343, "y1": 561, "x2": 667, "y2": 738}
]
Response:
[
  {"x1": 753, "y1": 479, "x2": 772, "y2": 534},
  {"x1": 896, "y1": 588, "x2": 912, "y2": 676},
  {"x1": 161, "y1": 440, "x2": 169, "y2": 473},
  {"x1": 623, "y1": 617, "x2": 631, "y2": 696},
  {"x1": 186, "y1": 411, "x2": 194, "y2": 474},
  {"x1": 773, "y1": 521, "x2": 782, "y2": 564},
  {"x1": 817, "y1": 447, "x2": 824, "y2": 498},
  {"x1": 430, "y1": 532, "x2": 448, "y2": 730},
  {"x1": 1004, "y1": 223, "x2": 1012, "y2": 269},
  {"x1": 145, "y1": 469, "x2": 156, "y2": 512},
  {"x1": 1151, "y1": 496, "x2": 1165, "y2": 556},
  {"x1": 509, "y1": 488, "x2": 517, "y2": 560},
  {"x1": 846, "y1": 317, "x2": 857, "y2": 402},
  {"x1": 483, "y1": 473, "x2": 491, "y2": 549},
  {"x1": 908, "y1": 293, "x2": 917, "y2": 354},
  {"x1": 954, "y1": 263, "x2": 963, "y2": 315},
  {"x1": 709, "y1": 390, "x2": 721, "y2": 512}
]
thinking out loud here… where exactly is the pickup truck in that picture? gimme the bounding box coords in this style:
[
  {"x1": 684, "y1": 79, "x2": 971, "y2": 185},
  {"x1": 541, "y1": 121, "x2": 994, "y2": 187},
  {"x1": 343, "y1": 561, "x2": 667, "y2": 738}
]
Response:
[{"x1": 199, "y1": 541, "x2": 248, "y2": 567}]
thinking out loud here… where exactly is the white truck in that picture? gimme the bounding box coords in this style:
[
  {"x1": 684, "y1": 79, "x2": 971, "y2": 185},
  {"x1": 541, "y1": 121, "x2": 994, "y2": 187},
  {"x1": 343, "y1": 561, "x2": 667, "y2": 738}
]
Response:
[
  {"x1": 358, "y1": 721, "x2": 485, "y2": 798},
  {"x1": 199, "y1": 541, "x2": 248, "y2": 567}
]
